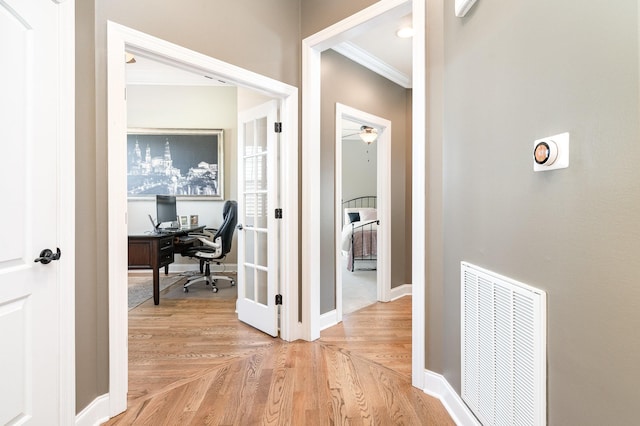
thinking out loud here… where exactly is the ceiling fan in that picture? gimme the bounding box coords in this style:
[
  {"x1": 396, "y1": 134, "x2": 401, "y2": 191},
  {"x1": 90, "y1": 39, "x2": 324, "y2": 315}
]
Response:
[{"x1": 342, "y1": 125, "x2": 378, "y2": 144}]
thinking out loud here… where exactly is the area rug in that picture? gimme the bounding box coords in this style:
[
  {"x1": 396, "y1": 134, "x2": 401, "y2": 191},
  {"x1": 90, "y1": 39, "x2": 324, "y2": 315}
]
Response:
[
  {"x1": 128, "y1": 273, "x2": 187, "y2": 310},
  {"x1": 163, "y1": 273, "x2": 238, "y2": 300}
]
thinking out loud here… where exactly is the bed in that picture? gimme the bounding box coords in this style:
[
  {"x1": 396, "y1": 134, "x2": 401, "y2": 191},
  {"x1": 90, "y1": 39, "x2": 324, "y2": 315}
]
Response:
[{"x1": 341, "y1": 196, "x2": 378, "y2": 271}]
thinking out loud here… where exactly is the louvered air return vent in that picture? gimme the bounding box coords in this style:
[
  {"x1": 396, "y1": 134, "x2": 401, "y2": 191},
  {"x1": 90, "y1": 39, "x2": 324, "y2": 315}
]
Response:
[{"x1": 461, "y1": 262, "x2": 547, "y2": 425}]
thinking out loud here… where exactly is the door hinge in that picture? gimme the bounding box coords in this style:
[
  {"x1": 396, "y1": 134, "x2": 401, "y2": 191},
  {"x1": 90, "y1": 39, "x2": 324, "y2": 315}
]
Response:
[
  {"x1": 275, "y1": 208, "x2": 283, "y2": 219},
  {"x1": 275, "y1": 294, "x2": 283, "y2": 305},
  {"x1": 274, "y1": 122, "x2": 282, "y2": 133}
]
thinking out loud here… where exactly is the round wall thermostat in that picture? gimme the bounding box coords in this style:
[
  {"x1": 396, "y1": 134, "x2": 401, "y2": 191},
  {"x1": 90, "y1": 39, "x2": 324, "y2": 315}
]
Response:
[
  {"x1": 533, "y1": 132, "x2": 569, "y2": 172},
  {"x1": 533, "y1": 140, "x2": 558, "y2": 166}
]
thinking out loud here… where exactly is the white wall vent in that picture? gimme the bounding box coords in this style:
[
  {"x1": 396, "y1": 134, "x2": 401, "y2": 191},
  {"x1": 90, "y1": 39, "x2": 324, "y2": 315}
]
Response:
[{"x1": 461, "y1": 262, "x2": 547, "y2": 426}]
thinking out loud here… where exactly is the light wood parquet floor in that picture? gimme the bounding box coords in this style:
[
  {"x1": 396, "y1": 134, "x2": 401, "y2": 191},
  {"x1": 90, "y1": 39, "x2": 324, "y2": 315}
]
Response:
[{"x1": 103, "y1": 294, "x2": 454, "y2": 425}]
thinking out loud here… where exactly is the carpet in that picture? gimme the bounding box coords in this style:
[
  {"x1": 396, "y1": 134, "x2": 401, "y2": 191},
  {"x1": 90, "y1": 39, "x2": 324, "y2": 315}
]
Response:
[
  {"x1": 341, "y1": 257, "x2": 377, "y2": 314},
  {"x1": 128, "y1": 274, "x2": 187, "y2": 310}
]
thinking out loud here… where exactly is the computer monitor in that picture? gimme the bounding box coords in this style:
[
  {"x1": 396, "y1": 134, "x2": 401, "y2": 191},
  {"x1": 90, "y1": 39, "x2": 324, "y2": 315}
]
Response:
[{"x1": 156, "y1": 195, "x2": 177, "y2": 230}]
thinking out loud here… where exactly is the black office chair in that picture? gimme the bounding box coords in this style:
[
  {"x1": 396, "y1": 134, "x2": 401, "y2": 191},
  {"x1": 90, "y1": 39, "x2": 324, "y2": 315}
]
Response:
[{"x1": 181, "y1": 200, "x2": 237, "y2": 293}]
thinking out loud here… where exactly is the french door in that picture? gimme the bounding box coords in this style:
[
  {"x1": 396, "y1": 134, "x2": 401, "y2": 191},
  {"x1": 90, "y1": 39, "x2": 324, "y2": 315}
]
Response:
[{"x1": 236, "y1": 101, "x2": 280, "y2": 337}]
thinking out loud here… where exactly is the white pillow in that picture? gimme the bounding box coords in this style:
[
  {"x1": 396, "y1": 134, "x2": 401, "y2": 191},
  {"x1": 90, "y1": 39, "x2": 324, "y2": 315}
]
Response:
[{"x1": 358, "y1": 208, "x2": 377, "y2": 221}]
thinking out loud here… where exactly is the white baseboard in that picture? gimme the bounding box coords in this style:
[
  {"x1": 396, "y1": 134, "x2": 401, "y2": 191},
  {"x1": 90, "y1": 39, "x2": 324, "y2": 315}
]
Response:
[
  {"x1": 390, "y1": 283, "x2": 412, "y2": 300},
  {"x1": 75, "y1": 394, "x2": 110, "y2": 426},
  {"x1": 423, "y1": 370, "x2": 480, "y2": 426},
  {"x1": 319, "y1": 309, "x2": 338, "y2": 331}
]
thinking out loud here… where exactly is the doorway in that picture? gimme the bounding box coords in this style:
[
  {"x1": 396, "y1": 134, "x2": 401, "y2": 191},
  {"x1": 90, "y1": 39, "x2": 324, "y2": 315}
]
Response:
[
  {"x1": 335, "y1": 104, "x2": 391, "y2": 323},
  {"x1": 106, "y1": 22, "x2": 299, "y2": 417},
  {"x1": 302, "y1": 0, "x2": 427, "y2": 388},
  {"x1": 339, "y1": 119, "x2": 378, "y2": 315}
]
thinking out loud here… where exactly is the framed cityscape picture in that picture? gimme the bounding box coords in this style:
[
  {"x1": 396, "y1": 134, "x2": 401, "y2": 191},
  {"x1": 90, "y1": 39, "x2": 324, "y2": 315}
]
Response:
[{"x1": 127, "y1": 128, "x2": 224, "y2": 199}]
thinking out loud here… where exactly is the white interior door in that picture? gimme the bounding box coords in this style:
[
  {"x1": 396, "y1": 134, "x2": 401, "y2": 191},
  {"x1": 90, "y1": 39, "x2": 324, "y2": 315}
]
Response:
[
  {"x1": 0, "y1": 0, "x2": 68, "y2": 423},
  {"x1": 237, "y1": 101, "x2": 279, "y2": 337}
]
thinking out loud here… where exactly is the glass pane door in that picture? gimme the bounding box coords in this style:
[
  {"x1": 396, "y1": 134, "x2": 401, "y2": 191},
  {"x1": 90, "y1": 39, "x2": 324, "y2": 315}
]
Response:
[{"x1": 236, "y1": 100, "x2": 278, "y2": 336}]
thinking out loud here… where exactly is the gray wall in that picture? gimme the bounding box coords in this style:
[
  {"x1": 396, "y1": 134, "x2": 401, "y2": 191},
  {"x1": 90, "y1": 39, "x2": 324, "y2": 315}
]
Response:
[
  {"x1": 75, "y1": 0, "x2": 103, "y2": 411},
  {"x1": 320, "y1": 50, "x2": 411, "y2": 314},
  {"x1": 440, "y1": 0, "x2": 640, "y2": 424},
  {"x1": 75, "y1": 0, "x2": 300, "y2": 413},
  {"x1": 301, "y1": 0, "x2": 378, "y2": 37},
  {"x1": 342, "y1": 138, "x2": 377, "y2": 202}
]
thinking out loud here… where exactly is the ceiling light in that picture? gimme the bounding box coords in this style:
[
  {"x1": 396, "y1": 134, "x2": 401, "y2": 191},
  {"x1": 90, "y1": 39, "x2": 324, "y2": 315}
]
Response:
[
  {"x1": 359, "y1": 126, "x2": 378, "y2": 144},
  {"x1": 396, "y1": 27, "x2": 414, "y2": 38}
]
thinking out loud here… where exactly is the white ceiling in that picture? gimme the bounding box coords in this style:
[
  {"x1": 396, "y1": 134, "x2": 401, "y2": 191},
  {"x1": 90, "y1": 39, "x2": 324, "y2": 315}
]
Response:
[
  {"x1": 334, "y1": 12, "x2": 413, "y2": 88},
  {"x1": 342, "y1": 118, "x2": 365, "y2": 141}
]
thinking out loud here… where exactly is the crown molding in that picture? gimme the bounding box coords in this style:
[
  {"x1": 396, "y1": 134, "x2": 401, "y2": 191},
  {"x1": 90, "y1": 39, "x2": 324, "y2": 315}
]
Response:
[{"x1": 332, "y1": 41, "x2": 412, "y2": 89}]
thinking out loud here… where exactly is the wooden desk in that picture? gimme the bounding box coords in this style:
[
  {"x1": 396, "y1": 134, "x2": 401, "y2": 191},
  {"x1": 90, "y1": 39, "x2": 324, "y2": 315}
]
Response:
[{"x1": 128, "y1": 225, "x2": 205, "y2": 305}]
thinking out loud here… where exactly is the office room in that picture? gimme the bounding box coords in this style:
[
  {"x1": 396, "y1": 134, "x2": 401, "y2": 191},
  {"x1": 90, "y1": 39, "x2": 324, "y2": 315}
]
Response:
[{"x1": 124, "y1": 64, "x2": 278, "y2": 305}]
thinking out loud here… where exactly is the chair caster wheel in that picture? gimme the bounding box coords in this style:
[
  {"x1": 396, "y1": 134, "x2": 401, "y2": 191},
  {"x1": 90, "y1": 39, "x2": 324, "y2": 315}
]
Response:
[
  {"x1": 212, "y1": 287, "x2": 218, "y2": 293},
  {"x1": 183, "y1": 287, "x2": 189, "y2": 293}
]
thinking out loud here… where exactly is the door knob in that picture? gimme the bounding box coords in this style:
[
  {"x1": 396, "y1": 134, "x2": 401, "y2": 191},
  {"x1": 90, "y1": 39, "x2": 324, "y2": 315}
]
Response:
[
  {"x1": 34, "y1": 248, "x2": 62, "y2": 264},
  {"x1": 237, "y1": 224, "x2": 243, "y2": 230}
]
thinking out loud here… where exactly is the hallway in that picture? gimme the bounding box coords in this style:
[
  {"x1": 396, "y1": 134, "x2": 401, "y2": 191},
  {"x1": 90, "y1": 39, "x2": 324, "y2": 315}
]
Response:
[{"x1": 104, "y1": 295, "x2": 453, "y2": 425}]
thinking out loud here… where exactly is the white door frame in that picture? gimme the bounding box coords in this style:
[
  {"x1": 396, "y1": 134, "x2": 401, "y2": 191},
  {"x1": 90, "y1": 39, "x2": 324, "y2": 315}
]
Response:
[
  {"x1": 302, "y1": 0, "x2": 427, "y2": 388},
  {"x1": 55, "y1": 0, "x2": 77, "y2": 422},
  {"x1": 58, "y1": 0, "x2": 77, "y2": 420},
  {"x1": 335, "y1": 103, "x2": 391, "y2": 324},
  {"x1": 106, "y1": 22, "x2": 299, "y2": 416}
]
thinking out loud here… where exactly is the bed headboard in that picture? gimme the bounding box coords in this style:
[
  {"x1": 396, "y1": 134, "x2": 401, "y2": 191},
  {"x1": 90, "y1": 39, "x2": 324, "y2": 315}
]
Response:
[{"x1": 342, "y1": 196, "x2": 377, "y2": 225}]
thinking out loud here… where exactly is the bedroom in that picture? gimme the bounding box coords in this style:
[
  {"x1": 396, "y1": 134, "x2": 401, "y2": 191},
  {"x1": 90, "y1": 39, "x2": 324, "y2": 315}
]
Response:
[{"x1": 340, "y1": 117, "x2": 379, "y2": 313}]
